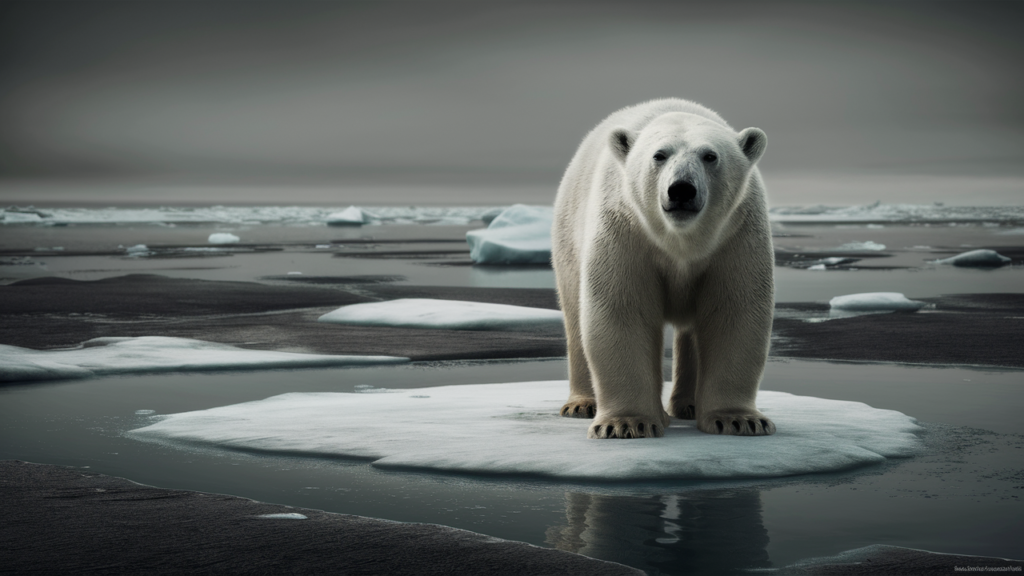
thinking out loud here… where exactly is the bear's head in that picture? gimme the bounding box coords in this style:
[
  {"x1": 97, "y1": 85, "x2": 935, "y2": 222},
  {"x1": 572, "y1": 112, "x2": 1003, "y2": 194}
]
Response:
[{"x1": 608, "y1": 112, "x2": 766, "y2": 247}]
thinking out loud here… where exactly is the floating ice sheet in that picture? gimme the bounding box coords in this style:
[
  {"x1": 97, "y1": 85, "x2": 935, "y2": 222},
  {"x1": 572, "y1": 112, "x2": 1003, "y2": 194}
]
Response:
[
  {"x1": 318, "y1": 298, "x2": 563, "y2": 331},
  {"x1": 129, "y1": 381, "x2": 922, "y2": 481},
  {"x1": 836, "y1": 241, "x2": 886, "y2": 251},
  {"x1": 466, "y1": 204, "x2": 552, "y2": 264},
  {"x1": 208, "y1": 233, "x2": 240, "y2": 244},
  {"x1": 830, "y1": 292, "x2": 926, "y2": 311},
  {"x1": 0, "y1": 337, "x2": 409, "y2": 382},
  {"x1": 934, "y1": 249, "x2": 1011, "y2": 267}
]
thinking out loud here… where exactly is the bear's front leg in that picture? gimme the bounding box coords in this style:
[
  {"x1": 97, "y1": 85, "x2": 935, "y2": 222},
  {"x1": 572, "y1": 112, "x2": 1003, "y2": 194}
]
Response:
[
  {"x1": 580, "y1": 271, "x2": 669, "y2": 439},
  {"x1": 692, "y1": 264, "x2": 776, "y2": 436}
]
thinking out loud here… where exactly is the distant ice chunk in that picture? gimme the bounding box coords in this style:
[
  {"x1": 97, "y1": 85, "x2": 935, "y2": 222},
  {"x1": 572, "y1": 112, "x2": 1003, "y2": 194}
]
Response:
[
  {"x1": 318, "y1": 298, "x2": 563, "y2": 331},
  {"x1": 135, "y1": 409, "x2": 156, "y2": 415},
  {"x1": 836, "y1": 241, "x2": 886, "y2": 251},
  {"x1": 1, "y1": 211, "x2": 44, "y2": 223},
  {"x1": 0, "y1": 336, "x2": 409, "y2": 382},
  {"x1": 326, "y1": 206, "x2": 370, "y2": 226},
  {"x1": 830, "y1": 292, "x2": 926, "y2": 311},
  {"x1": 208, "y1": 233, "x2": 240, "y2": 244},
  {"x1": 933, "y1": 249, "x2": 1011, "y2": 267},
  {"x1": 129, "y1": 381, "x2": 922, "y2": 481},
  {"x1": 124, "y1": 244, "x2": 152, "y2": 257},
  {"x1": 257, "y1": 513, "x2": 307, "y2": 520},
  {"x1": 466, "y1": 204, "x2": 553, "y2": 264}
]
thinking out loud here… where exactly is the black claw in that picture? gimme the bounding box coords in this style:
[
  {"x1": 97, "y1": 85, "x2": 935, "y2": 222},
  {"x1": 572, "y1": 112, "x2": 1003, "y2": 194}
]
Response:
[
  {"x1": 652, "y1": 425, "x2": 660, "y2": 436},
  {"x1": 760, "y1": 419, "x2": 769, "y2": 429},
  {"x1": 637, "y1": 423, "x2": 645, "y2": 433},
  {"x1": 605, "y1": 425, "x2": 614, "y2": 437},
  {"x1": 731, "y1": 421, "x2": 741, "y2": 433},
  {"x1": 747, "y1": 420, "x2": 756, "y2": 433},
  {"x1": 587, "y1": 406, "x2": 595, "y2": 418},
  {"x1": 715, "y1": 420, "x2": 724, "y2": 433},
  {"x1": 573, "y1": 405, "x2": 580, "y2": 414}
]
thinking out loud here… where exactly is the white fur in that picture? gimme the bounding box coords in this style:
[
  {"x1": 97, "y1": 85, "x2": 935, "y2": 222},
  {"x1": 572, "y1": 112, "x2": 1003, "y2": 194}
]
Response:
[{"x1": 552, "y1": 98, "x2": 775, "y2": 439}]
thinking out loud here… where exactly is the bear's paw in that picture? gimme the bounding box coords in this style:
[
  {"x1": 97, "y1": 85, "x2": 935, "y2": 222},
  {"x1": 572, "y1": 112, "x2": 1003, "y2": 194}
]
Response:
[
  {"x1": 560, "y1": 399, "x2": 597, "y2": 419},
  {"x1": 697, "y1": 410, "x2": 775, "y2": 436},
  {"x1": 588, "y1": 416, "x2": 666, "y2": 439}
]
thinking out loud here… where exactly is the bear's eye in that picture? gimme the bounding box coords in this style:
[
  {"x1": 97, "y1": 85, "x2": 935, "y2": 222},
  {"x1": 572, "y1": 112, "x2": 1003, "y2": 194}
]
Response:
[
  {"x1": 653, "y1": 152, "x2": 667, "y2": 162},
  {"x1": 703, "y1": 152, "x2": 718, "y2": 163}
]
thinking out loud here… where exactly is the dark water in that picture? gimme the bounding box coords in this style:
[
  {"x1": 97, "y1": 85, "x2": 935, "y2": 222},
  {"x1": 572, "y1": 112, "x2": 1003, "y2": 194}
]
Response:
[{"x1": 1, "y1": 358, "x2": 1022, "y2": 575}]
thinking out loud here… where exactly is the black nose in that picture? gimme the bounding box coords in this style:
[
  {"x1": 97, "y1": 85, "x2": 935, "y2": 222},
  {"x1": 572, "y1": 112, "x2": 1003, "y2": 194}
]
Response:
[{"x1": 665, "y1": 180, "x2": 702, "y2": 212}]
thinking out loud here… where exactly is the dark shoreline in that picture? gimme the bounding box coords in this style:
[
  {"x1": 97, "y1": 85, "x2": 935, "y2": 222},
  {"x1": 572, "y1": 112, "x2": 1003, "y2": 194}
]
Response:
[{"x1": 0, "y1": 460, "x2": 641, "y2": 576}]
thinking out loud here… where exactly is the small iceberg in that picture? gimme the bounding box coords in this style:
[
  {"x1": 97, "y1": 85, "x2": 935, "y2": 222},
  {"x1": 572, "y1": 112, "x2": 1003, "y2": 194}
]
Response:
[
  {"x1": 326, "y1": 206, "x2": 370, "y2": 226},
  {"x1": 208, "y1": 233, "x2": 240, "y2": 244},
  {"x1": 934, "y1": 249, "x2": 1011, "y2": 267},
  {"x1": 0, "y1": 336, "x2": 409, "y2": 382},
  {"x1": 466, "y1": 204, "x2": 552, "y2": 264},
  {"x1": 129, "y1": 381, "x2": 922, "y2": 481},
  {"x1": 318, "y1": 298, "x2": 563, "y2": 331},
  {"x1": 124, "y1": 244, "x2": 152, "y2": 257},
  {"x1": 830, "y1": 292, "x2": 927, "y2": 311}
]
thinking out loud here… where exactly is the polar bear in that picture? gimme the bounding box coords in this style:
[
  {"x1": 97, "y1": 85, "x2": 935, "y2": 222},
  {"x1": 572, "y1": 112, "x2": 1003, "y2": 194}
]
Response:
[{"x1": 552, "y1": 98, "x2": 775, "y2": 439}]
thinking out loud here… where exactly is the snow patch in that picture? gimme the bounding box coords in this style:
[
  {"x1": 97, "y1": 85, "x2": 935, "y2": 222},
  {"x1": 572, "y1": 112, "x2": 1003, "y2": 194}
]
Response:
[
  {"x1": 830, "y1": 292, "x2": 927, "y2": 311},
  {"x1": 933, "y1": 249, "x2": 1011, "y2": 267},
  {"x1": 0, "y1": 337, "x2": 409, "y2": 382},
  {"x1": 208, "y1": 233, "x2": 240, "y2": 244},
  {"x1": 466, "y1": 204, "x2": 553, "y2": 264},
  {"x1": 129, "y1": 381, "x2": 922, "y2": 481},
  {"x1": 318, "y1": 298, "x2": 563, "y2": 331}
]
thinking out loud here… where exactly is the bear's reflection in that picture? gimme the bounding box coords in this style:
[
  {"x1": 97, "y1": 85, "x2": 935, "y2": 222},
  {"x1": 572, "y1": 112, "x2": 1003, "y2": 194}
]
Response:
[{"x1": 545, "y1": 489, "x2": 770, "y2": 575}]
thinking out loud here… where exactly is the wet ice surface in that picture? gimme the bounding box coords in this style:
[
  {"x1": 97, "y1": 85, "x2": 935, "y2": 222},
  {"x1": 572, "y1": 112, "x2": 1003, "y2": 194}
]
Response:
[
  {"x1": 934, "y1": 248, "x2": 1012, "y2": 267},
  {"x1": 318, "y1": 299, "x2": 564, "y2": 331},
  {"x1": 207, "y1": 232, "x2": 240, "y2": 244},
  {"x1": 0, "y1": 336, "x2": 408, "y2": 382},
  {"x1": 129, "y1": 382, "x2": 920, "y2": 480},
  {"x1": 257, "y1": 513, "x2": 307, "y2": 520}
]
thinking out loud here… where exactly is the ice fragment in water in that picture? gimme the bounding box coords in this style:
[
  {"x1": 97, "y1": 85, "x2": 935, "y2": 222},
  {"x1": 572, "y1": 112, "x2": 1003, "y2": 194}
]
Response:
[
  {"x1": 933, "y1": 249, "x2": 1011, "y2": 267},
  {"x1": 466, "y1": 204, "x2": 553, "y2": 264},
  {"x1": 318, "y1": 298, "x2": 563, "y2": 331},
  {"x1": 129, "y1": 381, "x2": 922, "y2": 481},
  {"x1": 326, "y1": 206, "x2": 369, "y2": 226},
  {"x1": 208, "y1": 233, "x2": 240, "y2": 244},
  {"x1": 0, "y1": 336, "x2": 408, "y2": 382},
  {"x1": 830, "y1": 292, "x2": 926, "y2": 311},
  {"x1": 135, "y1": 409, "x2": 156, "y2": 415},
  {"x1": 257, "y1": 513, "x2": 307, "y2": 520},
  {"x1": 836, "y1": 241, "x2": 886, "y2": 251}
]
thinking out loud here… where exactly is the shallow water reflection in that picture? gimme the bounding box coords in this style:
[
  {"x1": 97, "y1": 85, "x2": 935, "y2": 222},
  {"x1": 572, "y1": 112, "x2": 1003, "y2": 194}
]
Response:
[{"x1": 547, "y1": 490, "x2": 771, "y2": 575}]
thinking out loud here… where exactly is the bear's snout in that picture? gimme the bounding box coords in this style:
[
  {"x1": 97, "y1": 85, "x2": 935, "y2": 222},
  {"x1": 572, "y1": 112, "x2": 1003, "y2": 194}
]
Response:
[{"x1": 664, "y1": 180, "x2": 704, "y2": 214}]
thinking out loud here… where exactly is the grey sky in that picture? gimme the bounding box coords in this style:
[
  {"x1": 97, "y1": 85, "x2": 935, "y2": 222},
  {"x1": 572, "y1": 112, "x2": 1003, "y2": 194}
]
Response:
[{"x1": 1, "y1": 1, "x2": 1022, "y2": 204}]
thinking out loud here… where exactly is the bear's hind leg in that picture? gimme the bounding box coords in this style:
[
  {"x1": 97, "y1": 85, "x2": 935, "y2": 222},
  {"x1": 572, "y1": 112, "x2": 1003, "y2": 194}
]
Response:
[
  {"x1": 560, "y1": 295, "x2": 597, "y2": 419},
  {"x1": 668, "y1": 328, "x2": 697, "y2": 420}
]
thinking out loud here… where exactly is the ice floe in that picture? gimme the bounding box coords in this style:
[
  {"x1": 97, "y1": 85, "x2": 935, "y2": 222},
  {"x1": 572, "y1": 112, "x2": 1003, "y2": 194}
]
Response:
[
  {"x1": 318, "y1": 298, "x2": 563, "y2": 331},
  {"x1": 129, "y1": 381, "x2": 922, "y2": 481},
  {"x1": 836, "y1": 241, "x2": 886, "y2": 251},
  {"x1": 0, "y1": 336, "x2": 409, "y2": 382},
  {"x1": 466, "y1": 204, "x2": 553, "y2": 264},
  {"x1": 124, "y1": 244, "x2": 152, "y2": 257},
  {"x1": 326, "y1": 206, "x2": 371, "y2": 226},
  {"x1": 830, "y1": 292, "x2": 927, "y2": 311},
  {"x1": 208, "y1": 233, "x2": 240, "y2": 244},
  {"x1": 933, "y1": 249, "x2": 1012, "y2": 267},
  {"x1": 257, "y1": 513, "x2": 307, "y2": 520}
]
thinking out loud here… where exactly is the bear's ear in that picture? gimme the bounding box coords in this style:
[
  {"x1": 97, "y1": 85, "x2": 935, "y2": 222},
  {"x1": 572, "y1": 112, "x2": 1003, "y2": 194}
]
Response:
[
  {"x1": 738, "y1": 127, "x2": 767, "y2": 164},
  {"x1": 609, "y1": 128, "x2": 634, "y2": 165}
]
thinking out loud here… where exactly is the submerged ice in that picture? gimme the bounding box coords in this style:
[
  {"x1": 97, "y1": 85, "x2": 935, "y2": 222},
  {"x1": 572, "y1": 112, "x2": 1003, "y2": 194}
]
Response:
[
  {"x1": 317, "y1": 298, "x2": 563, "y2": 331},
  {"x1": 466, "y1": 204, "x2": 553, "y2": 264},
  {"x1": 934, "y1": 249, "x2": 1011, "y2": 267},
  {"x1": 129, "y1": 381, "x2": 922, "y2": 481},
  {"x1": 0, "y1": 336, "x2": 409, "y2": 382}
]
